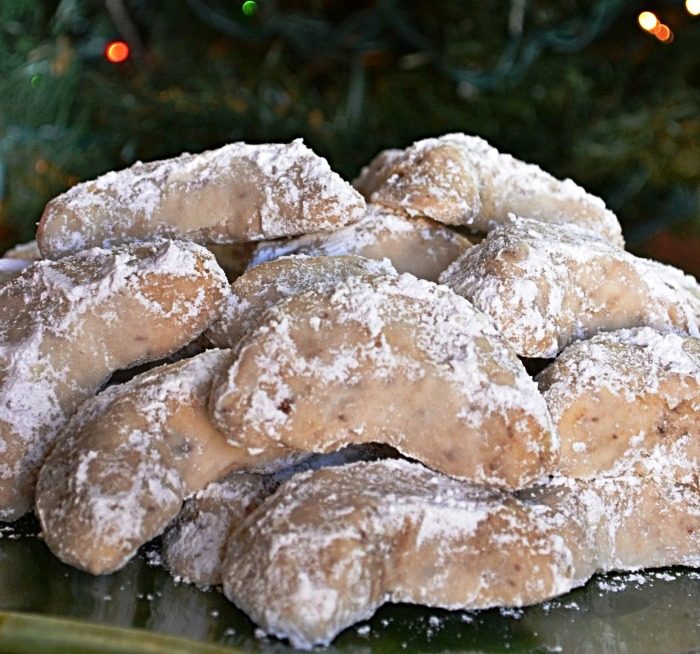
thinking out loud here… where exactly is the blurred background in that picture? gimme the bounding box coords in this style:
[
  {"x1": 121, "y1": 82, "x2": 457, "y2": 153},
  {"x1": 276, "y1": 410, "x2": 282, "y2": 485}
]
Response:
[{"x1": 1, "y1": 0, "x2": 698, "y2": 272}]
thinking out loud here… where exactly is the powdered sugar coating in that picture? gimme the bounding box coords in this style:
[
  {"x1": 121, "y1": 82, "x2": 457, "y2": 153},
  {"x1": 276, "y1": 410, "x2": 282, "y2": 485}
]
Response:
[
  {"x1": 163, "y1": 473, "x2": 273, "y2": 587},
  {"x1": 2, "y1": 240, "x2": 41, "y2": 261},
  {"x1": 222, "y1": 458, "x2": 587, "y2": 650},
  {"x1": 440, "y1": 218, "x2": 699, "y2": 358},
  {"x1": 537, "y1": 327, "x2": 700, "y2": 478},
  {"x1": 248, "y1": 204, "x2": 472, "y2": 282},
  {"x1": 531, "y1": 474, "x2": 700, "y2": 572},
  {"x1": 35, "y1": 349, "x2": 297, "y2": 575},
  {"x1": 211, "y1": 273, "x2": 557, "y2": 489},
  {"x1": 352, "y1": 148, "x2": 402, "y2": 198},
  {"x1": 38, "y1": 139, "x2": 366, "y2": 259},
  {"x1": 540, "y1": 328, "x2": 700, "y2": 415},
  {"x1": 0, "y1": 240, "x2": 229, "y2": 520},
  {"x1": 354, "y1": 134, "x2": 623, "y2": 245},
  {"x1": 162, "y1": 444, "x2": 395, "y2": 587},
  {"x1": 224, "y1": 459, "x2": 700, "y2": 648},
  {"x1": 645, "y1": 258, "x2": 700, "y2": 324},
  {"x1": 1, "y1": 240, "x2": 40, "y2": 285},
  {"x1": 206, "y1": 254, "x2": 396, "y2": 348}
]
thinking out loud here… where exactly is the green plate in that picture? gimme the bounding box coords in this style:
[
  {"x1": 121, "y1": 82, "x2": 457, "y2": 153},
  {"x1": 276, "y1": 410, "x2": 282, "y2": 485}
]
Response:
[{"x1": 1, "y1": 516, "x2": 699, "y2": 653}]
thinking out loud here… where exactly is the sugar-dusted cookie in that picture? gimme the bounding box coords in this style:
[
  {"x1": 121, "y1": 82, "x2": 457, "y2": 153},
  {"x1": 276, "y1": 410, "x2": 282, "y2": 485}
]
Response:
[
  {"x1": 529, "y1": 474, "x2": 700, "y2": 572},
  {"x1": 352, "y1": 148, "x2": 402, "y2": 198},
  {"x1": 222, "y1": 459, "x2": 590, "y2": 650},
  {"x1": 440, "y1": 218, "x2": 699, "y2": 358},
  {"x1": 536, "y1": 328, "x2": 700, "y2": 479},
  {"x1": 163, "y1": 472, "x2": 273, "y2": 587},
  {"x1": 37, "y1": 139, "x2": 366, "y2": 259},
  {"x1": 646, "y1": 258, "x2": 700, "y2": 324},
  {"x1": 1, "y1": 241, "x2": 40, "y2": 285},
  {"x1": 0, "y1": 240, "x2": 229, "y2": 520},
  {"x1": 2, "y1": 240, "x2": 41, "y2": 261},
  {"x1": 162, "y1": 444, "x2": 394, "y2": 587},
  {"x1": 354, "y1": 134, "x2": 623, "y2": 245},
  {"x1": 211, "y1": 273, "x2": 557, "y2": 489},
  {"x1": 248, "y1": 205, "x2": 472, "y2": 282},
  {"x1": 206, "y1": 254, "x2": 396, "y2": 348},
  {"x1": 35, "y1": 349, "x2": 303, "y2": 575}
]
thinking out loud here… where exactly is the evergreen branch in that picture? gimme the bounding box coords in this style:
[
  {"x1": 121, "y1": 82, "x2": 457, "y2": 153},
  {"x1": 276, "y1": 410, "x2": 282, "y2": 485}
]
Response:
[
  {"x1": 184, "y1": 0, "x2": 263, "y2": 40},
  {"x1": 104, "y1": 0, "x2": 146, "y2": 63}
]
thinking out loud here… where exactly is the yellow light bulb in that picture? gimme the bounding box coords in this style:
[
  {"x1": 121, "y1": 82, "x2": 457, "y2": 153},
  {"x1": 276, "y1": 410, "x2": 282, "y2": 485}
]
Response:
[
  {"x1": 638, "y1": 11, "x2": 659, "y2": 31},
  {"x1": 686, "y1": 0, "x2": 700, "y2": 15}
]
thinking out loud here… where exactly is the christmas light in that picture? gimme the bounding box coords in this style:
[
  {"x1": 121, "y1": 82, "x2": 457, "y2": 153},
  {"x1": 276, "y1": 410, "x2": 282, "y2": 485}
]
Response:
[
  {"x1": 638, "y1": 11, "x2": 659, "y2": 31},
  {"x1": 242, "y1": 1, "x2": 258, "y2": 16},
  {"x1": 687, "y1": 0, "x2": 700, "y2": 15},
  {"x1": 652, "y1": 23, "x2": 673, "y2": 42},
  {"x1": 105, "y1": 41, "x2": 130, "y2": 64},
  {"x1": 30, "y1": 74, "x2": 42, "y2": 89}
]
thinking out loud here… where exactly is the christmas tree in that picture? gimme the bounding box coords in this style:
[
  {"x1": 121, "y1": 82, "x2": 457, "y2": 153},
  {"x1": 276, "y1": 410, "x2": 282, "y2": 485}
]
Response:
[{"x1": 1, "y1": 0, "x2": 698, "y2": 265}]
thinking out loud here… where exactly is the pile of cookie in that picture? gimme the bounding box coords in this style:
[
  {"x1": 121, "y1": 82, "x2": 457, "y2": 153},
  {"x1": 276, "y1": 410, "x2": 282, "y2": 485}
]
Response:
[{"x1": 2, "y1": 134, "x2": 699, "y2": 649}]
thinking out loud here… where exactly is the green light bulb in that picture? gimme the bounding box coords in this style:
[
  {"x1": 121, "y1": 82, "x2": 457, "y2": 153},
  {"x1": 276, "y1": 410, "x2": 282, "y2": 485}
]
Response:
[{"x1": 242, "y1": 0, "x2": 258, "y2": 17}]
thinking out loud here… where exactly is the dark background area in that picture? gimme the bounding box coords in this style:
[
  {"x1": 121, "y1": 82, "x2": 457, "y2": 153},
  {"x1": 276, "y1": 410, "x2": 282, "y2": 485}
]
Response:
[{"x1": 1, "y1": 0, "x2": 698, "y2": 270}]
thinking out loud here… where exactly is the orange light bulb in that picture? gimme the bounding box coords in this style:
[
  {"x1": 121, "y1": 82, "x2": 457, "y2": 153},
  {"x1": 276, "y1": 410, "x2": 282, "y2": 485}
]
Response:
[
  {"x1": 105, "y1": 41, "x2": 130, "y2": 64},
  {"x1": 652, "y1": 23, "x2": 672, "y2": 41}
]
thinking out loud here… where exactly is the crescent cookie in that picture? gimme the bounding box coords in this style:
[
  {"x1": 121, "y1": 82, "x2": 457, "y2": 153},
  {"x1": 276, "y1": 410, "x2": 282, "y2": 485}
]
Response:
[
  {"x1": 352, "y1": 148, "x2": 402, "y2": 198},
  {"x1": 354, "y1": 133, "x2": 623, "y2": 246},
  {"x1": 530, "y1": 475, "x2": 700, "y2": 572},
  {"x1": 247, "y1": 205, "x2": 472, "y2": 282},
  {"x1": 646, "y1": 258, "x2": 700, "y2": 325},
  {"x1": 0, "y1": 240, "x2": 229, "y2": 520},
  {"x1": 37, "y1": 139, "x2": 366, "y2": 259},
  {"x1": 2, "y1": 240, "x2": 41, "y2": 261},
  {"x1": 210, "y1": 273, "x2": 557, "y2": 490},
  {"x1": 162, "y1": 473, "x2": 274, "y2": 587},
  {"x1": 162, "y1": 444, "x2": 396, "y2": 587},
  {"x1": 206, "y1": 254, "x2": 396, "y2": 348},
  {"x1": 439, "y1": 218, "x2": 699, "y2": 358},
  {"x1": 1, "y1": 241, "x2": 40, "y2": 285},
  {"x1": 536, "y1": 328, "x2": 700, "y2": 479},
  {"x1": 35, "y1": 349, "x2": 304, "y2": 576},
  {"x1": 222, "y1": 459, "x2": 590, "y2": 650}
]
